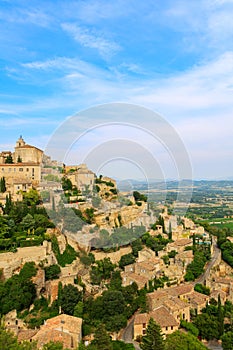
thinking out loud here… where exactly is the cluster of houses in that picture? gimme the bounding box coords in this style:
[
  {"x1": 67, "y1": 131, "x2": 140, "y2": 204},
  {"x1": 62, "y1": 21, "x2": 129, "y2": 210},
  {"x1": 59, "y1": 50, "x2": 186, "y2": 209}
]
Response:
[{"x1": 134, "y1": 283, "x2": 209, "y2": 339}]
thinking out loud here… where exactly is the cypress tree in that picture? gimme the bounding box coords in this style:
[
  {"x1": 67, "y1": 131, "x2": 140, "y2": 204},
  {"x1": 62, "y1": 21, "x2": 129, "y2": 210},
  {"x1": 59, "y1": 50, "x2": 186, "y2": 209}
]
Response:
[
  {"x1": 5, "y1": 155, "x2": 13, "y2": 164},
  {"x1": 92, "y1": 324, "x2": 113, "y2": 350},
  {"x1": 5, "y1": 194, "x2": 12, "y2": 214},
  {"x1": 0, "y1": 177, "x2": 6, "y2": 193},
  {"x1": 141, "y1": 318, "x2": 165, "y2": 350},
  {"x1": 218, "y1": 294, "x2": 224, "y2": 337}
]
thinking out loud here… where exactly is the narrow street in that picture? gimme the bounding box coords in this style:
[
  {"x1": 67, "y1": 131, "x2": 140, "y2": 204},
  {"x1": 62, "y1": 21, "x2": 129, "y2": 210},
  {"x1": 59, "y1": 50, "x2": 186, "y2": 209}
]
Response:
[
  {"x1": 196, "y1": 236, "x2": 221, "y2": 285},
  {"x1": 121, "y1": 317, "x2": 141, "y2": 350}
]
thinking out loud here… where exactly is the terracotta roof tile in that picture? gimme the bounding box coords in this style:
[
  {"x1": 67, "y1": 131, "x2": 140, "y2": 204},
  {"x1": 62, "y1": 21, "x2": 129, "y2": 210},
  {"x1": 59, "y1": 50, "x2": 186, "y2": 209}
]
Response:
[{"x1": 135, "y1": 307, "x2": 179, "y2": 328}]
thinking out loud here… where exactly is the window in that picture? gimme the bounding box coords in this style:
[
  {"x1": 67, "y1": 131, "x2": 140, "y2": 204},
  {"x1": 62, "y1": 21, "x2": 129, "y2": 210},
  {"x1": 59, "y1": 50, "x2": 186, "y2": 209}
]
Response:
[
  {"x1": 166, "y1": 327, "x2": 168, "y2": 330},
  {"x1": 19, "y1": 168, "x2": 23, "y2": 172},
  {"x1": 171, "y1": 326, "x2": 173, "y2": 330},
  {"x1": 143, "y1": 329, "x2": 146, "y2": 335},
  {"x1": 143, "y1": 323, "x2": 146, "y2": 328}
]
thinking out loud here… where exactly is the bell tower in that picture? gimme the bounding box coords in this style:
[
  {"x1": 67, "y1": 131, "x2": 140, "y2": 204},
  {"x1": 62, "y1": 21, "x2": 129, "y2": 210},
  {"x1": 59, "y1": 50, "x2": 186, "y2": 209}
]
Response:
[{"x1": 16, "y1": 135, "x2": 26, "y2": 148}]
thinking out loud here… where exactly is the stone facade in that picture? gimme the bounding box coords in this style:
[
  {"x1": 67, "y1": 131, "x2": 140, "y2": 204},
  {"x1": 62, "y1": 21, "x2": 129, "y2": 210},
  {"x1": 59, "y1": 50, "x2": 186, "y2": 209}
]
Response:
[
  {"x1": 134, "y1": 306, "x2": 179, "y2": 339},
  {"x1": 66, "y1": 163, "x2": 95, "y2": 192},
  {"x1": 0, "y1": 137, "x2": 43, "y2": 200}
]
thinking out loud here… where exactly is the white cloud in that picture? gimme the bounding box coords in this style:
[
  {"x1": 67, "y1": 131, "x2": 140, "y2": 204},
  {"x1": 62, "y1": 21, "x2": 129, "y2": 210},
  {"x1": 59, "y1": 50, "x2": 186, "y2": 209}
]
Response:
[
  {"x1": 61, "y1": 23, "x2": 121, "y2": 59},
  {"x1": 0, "y1": 7, "x2": 52, "y2": 27}
]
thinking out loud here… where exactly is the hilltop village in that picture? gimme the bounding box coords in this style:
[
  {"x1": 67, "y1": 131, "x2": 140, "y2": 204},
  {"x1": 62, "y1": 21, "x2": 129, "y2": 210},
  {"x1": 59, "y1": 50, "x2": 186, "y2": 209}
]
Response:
[{"x1": 0, "y1": 137, "x2": 233, "y2": 350}]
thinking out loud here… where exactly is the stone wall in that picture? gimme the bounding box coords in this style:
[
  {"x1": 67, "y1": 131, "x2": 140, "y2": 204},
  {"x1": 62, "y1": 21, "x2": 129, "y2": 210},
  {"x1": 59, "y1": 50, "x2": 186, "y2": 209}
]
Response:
[
  {"x1": 0, "y1": 241, "x2": 56, "y2": 279},
  {"x1": 93, "y1": 246, "x2": 132, "y2": 264}
]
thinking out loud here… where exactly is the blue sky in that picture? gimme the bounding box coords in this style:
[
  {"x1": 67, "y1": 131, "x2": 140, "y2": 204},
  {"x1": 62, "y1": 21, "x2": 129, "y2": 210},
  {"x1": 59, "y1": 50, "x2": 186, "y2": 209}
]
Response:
[{"x1": 0, "y1": 0, "x2": 233, "y2": 179}]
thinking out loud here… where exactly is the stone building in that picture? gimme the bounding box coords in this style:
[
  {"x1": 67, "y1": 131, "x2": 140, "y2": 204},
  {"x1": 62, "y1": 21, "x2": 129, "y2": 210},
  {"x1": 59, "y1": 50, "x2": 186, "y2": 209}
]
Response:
[
  {"x1": 0, "y1": 136, "x2": 43, "y2": 200},
  {"x1": 134, "y1": 306, "x2": 179, "y2": 339},
  {"x1": 66, "y1": 163, "x2": 95, "y2": 192},
  {"x1": 32, "y1": 314, "x2": 82, "y2": 349}
]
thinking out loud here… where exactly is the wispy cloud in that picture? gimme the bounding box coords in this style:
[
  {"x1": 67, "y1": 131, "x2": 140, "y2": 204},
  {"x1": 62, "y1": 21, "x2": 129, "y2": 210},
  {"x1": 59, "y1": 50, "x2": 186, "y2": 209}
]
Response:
[
  {"x1": 61, "y1": 23, "x2": 121, "y2": 59},
  {"x1": 0, "y1": 7, "x2": 52, "y2": 27}
]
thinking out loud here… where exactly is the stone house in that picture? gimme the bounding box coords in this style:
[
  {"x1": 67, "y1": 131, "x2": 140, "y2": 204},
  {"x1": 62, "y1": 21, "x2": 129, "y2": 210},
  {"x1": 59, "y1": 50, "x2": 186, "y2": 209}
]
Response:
[
  {"x1": 210, "y1": 289, "x2": 227, "y2": 304},
  {"x1": 32, "y1": 314, "x2": 82, "y2": 349},
  {"x1": 66, "y1": 164, "x2": 95, "y2": 192},
  {"x1": 122, "y1": 254, "x2": 161, "y2": 289},
  {"x1": 166, "y1": 238, "x2": 193, "y2": 254},
  {"x1": 134, "y1": 306, "x2": 179, "y2": 339},
  {"x1": 0, "y1": 136, "x2": 43, "y2": 200},
  {"x1": 4, "y1": 309, "x2": 26, "y2": 334},
  {"x1": 211, "y1": 278, "x2": 233, "y2": 302},
  {"x1": 138, "y1": 247, "x2": 156, "y2": 262},
  {"x1": 163, "y1": 298, "x2": 190, "y2": 323},
  {"x1": 121, "y1": 271, "x2": 148, "y2": 289},
  {"x1": 187, "y1": 291, "x2": 209, "y2": 314},
  {"x1": 124, "y1": 258, "x2": 160, "y2": 280},
  {"x1": 182, "y1": 218, "x2": 195, "y2": 230},
  {"x1": 175, "y1": 250, "x2": 193, "y2": 266}
]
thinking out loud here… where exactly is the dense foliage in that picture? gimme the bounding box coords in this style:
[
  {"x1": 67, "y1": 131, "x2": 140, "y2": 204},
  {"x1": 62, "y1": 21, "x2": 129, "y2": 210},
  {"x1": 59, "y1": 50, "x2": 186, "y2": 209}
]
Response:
[
  {"x1": 51, "y1": 236, "x2": 77, "y2": 267},
  {"x1": 184, "y1": 251, "x2": 209, "y2": 281},
  {"x1": 0, "y1": 262, "x2": 37, "y2": 315},
  {"x1": 164, "y1": 331, "x2": 208, "y2": 350},
  {"x1": 0, "y1": 190, "x2": 54, "y2": 252}
]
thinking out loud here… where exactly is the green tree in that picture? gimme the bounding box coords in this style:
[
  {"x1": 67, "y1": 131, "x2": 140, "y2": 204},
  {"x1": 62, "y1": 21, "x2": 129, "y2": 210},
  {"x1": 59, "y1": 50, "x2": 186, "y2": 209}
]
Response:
[
  {"x1": 0, "y1": 177, "x2": 6, "y2": 193},
  {"x1": 141, "y1": 318, "x2": 165, "y2": 350},
  {"x1": 180, "y1": 320, "x2": 199, "y2": 337},
  {"x1": 119, "y1": 253, "x2": 136, "y2": 269},
  {"x1": 108, "y1": 270, "x2": 122, "y2": 291},
  {"x1": 90, "y1": 258, "x2": 115, "y2": 285},
  {"x1": 194, "y1": 313, "x2": 219, "y2": 340},
  {"x1": 165, "y1": 330, "x2": 208, "y2": 350},
  {"x1": 42, "y1": 342, "x2": 66, "y2": 349},
  {"x1": 194, "y1": 283, "x2": 210, "y2": 295},
  {"x1": 133, "y1": 191, "x2": 147, "y2": 202},
  {"x1": 0, "y1": 327, "x2": 19, "y2": 349},
  {"x1": 61, "y1": 177, "x2": 72, "y2": 191},
  {"x1": 73, "y1": 301, "x2": 84, "y2": 318},
  {"x1": 102, "y1": 290, "x2": 126, "y2": 316},
  {"x1": 21, "y1": 214, "x2": 35, "y2": 231},
  {"x1": 44, "y1": 264, "x2": 61, "y2": 280},
  {"x1": 23, "y1": 189, "x2": 41, "y2": 206},
  {"x1": 60, "y1": 284, "x2": 82, "y2": 315},
  {"x1": 221, "y1": 331, "x2": 233, "y2": 350},
  {"x1": 5, "y1": 155, "x2": 13, "y2": 164},
  {"x1": 218, "y1": 294, "x2": 224, "y2": 337},
  {"x1": 4, "y1": 194, "x2": 13, "y2": 214},
  {"x1": 19, "y1": 262, "x2": 37, "y2": 280},
  {"x1": 131, "y1": 238, "x2": 143, "y2": 257},
  {"x1": 91, "y1": 324, "x2": 113, "y2": 350}
]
